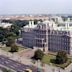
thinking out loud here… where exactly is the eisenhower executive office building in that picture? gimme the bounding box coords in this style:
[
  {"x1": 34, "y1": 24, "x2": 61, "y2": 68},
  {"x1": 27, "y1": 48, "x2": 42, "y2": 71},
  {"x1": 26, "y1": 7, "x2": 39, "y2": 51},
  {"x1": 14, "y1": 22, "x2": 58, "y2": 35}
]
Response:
[{"x1": 21, "y1": 16, "x2": 72, "y2": 55}]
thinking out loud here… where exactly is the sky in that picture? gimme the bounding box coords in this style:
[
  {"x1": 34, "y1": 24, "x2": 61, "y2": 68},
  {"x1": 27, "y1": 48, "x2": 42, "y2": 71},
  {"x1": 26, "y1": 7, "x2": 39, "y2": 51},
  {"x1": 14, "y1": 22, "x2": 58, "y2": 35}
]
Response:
[{"x1": 0, "y1": 0, "x2": 72, "y2": 15}]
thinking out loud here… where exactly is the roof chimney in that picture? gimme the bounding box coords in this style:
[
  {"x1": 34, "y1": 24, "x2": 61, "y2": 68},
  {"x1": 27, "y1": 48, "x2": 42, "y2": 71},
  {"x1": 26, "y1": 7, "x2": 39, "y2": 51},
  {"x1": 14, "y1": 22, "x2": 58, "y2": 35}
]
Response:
[
  {"x1": 29, "y1": 21, "x2": 32, "y2": 27},
  {"x1": 31, "y1": 21, "x2": 34, "y2": 26}
]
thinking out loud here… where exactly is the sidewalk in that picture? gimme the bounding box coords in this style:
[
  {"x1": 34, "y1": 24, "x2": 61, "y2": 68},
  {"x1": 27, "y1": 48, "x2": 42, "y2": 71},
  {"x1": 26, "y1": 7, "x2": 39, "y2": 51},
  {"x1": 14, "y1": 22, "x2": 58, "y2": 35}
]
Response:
[{"x1": 0, "y1": 49, "x2": 32, "y2": 65}]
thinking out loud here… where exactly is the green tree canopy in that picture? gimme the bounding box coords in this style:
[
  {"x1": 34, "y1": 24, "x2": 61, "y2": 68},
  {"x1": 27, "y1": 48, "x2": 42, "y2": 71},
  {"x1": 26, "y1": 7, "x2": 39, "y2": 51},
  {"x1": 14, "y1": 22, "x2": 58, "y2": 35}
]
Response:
[
  {"x1": 0, "y1": 27, "x2": 8, "y2": 42},
  {"x1": 6, "y1": 32, "x2": 16, "y2": 39},
  {"x1": 3, "y1": 68, "x2": 12, "y2": 72},
  {"x1": 10, "y1": 25, "x2": 20, "y2": 36},
  {"x1": 34, "y1": 49, "x2": 44, "y2": 60},
  {"x1": 6, "y1": 36, "x2": 15, "y2": 47},
  {"x1": 55, "y1": 51, "x2": 68, "y2": 64},
  {"x1": 10, "y1": 44, "x2": 19, "y2": 53}
]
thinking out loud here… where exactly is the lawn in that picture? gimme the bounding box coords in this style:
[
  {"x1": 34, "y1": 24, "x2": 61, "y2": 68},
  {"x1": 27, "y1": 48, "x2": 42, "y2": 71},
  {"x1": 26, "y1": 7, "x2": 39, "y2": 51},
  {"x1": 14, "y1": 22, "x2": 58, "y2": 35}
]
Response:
[
  {"x1": 0, "y1": 47, "x2": 11, "y2": 52},
  {"x1": 42, "y1": 54, "x2": 56, "y2": 65},
  {"x1": 17, "y1": 46, "x2": 26, "y2": 51},
  {"x1": 42, "y1": 53, "x2": 71, "y2": 69},
  {"x1": 0, "y1": 46, "x2": 25, "y2": 52}
]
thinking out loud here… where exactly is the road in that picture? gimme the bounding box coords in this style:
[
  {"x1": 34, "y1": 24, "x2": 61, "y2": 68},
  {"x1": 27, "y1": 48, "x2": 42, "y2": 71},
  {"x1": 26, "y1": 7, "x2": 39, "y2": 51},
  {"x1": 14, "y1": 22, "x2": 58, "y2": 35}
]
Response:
[{"x1": 0, "y1": 55, "x2": 37, "y2": 72}]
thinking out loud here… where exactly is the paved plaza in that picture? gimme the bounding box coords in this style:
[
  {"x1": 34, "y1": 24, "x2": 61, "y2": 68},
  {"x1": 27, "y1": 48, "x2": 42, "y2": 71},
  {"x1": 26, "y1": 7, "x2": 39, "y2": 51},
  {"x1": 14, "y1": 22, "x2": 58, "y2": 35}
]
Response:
[{"x1": 17, "y1": 49, "x2": 35, "y2": 58}]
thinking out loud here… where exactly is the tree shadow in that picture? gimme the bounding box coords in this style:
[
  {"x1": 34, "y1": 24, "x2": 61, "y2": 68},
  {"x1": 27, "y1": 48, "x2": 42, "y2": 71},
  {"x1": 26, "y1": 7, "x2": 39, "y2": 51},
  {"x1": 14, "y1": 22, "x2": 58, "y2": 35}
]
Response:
[
  {"x1": 50, "y1": 59, "x2": 56, "y2": 64},
  {"x1": 9, "y1": 50, "x2": 17, "y2": 53},
  {"x1": 31, "y1": 56, "x2": 34, "y2": 59}
]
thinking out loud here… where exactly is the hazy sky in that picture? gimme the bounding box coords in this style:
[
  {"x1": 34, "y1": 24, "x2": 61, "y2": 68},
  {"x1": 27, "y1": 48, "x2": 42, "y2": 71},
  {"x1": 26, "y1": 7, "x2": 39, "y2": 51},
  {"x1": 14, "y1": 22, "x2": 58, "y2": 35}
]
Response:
[{"x1": 0, "y1": 0, "x2": 72, "y2": 15}]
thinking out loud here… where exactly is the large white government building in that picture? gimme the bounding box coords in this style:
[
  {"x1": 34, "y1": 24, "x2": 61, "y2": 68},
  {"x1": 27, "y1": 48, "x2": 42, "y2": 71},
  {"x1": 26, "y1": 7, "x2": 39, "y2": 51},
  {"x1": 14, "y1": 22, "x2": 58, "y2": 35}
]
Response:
[{"x1": 21, "y1": 16, "x2": 72, "y2": 55}]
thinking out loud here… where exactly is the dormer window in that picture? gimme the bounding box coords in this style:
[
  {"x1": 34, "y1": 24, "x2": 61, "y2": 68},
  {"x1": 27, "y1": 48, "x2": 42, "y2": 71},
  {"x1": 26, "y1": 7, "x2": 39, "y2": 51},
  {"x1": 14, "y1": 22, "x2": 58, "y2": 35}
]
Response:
[
  {"x1": 42, "y1": 24, "x2": 46, "y2": 29},
  {"x1": 37, "y1": 25, "x2": 40, "y2": 29}
]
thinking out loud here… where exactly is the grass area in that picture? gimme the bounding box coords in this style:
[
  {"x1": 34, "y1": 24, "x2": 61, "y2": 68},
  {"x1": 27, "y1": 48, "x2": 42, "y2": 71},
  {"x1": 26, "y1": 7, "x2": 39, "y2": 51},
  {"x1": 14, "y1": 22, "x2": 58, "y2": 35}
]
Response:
[
  {"x1": 0, "y1": 46, "x2": 25, "y2": 52},
  {"x1": 0, "y1": 47, "x2": 11, "y2": 52},
  {"x1": 17, "y1": 46, "x2": 26, "y2": 51},
  {"x1": 68, "y1": 56, "x2": 72, "y2": 65},
  {"x1": 42, "y1": 54, "x2": 55, "y2": 65},
  {"x1": 42, "y1": 53, "x2": 71, "y2": 69}
]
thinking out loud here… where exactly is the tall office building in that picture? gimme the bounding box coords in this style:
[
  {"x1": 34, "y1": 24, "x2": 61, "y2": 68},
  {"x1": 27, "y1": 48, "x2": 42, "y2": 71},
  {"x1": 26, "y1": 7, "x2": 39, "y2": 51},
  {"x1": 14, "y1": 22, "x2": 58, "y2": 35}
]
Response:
[{"x1": 21, "y1": 17, "x2": 72, "y2": 55}]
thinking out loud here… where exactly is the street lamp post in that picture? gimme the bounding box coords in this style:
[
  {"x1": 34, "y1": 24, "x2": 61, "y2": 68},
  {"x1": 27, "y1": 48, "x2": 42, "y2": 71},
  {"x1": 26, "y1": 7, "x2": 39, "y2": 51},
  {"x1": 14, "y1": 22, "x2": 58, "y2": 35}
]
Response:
[
  {"x1": 37, "y1": 59, "x2": 41, "y2": 72},
  {"x1": 37, "y1": 60, "x2": 39, "y2": 72},
  {"x1": 50, "y1": 63, "x2": 55, "y2": 72},
  {"x1": 52, "y1": 68, "x2": 55, "y2": 72}
]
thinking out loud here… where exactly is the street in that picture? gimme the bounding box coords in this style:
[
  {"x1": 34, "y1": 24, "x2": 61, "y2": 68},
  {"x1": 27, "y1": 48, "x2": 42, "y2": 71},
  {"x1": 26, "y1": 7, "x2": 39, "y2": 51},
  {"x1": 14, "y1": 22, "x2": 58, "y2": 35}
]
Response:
[{"x1": 0, "y1": 55, "x2": 37, "y2": 72}]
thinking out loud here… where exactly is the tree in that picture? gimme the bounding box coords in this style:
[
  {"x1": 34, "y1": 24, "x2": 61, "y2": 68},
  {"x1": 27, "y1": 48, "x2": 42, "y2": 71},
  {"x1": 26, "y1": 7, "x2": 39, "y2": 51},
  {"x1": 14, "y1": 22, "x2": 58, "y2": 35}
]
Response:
[
  {"x1": 6, "y1": 36, "x2": 15, "y2": 47},
  {"x1": 3, "y1": 68, "x2": 12, "y2": 72},
  {"x1": 34, "y1": 49, "x2": 44, "y2": 60},
  {"x1": 0, "y1": 27, "x2": 8, "y2": 42},
  {"x1": 10, "y1": 44, "x2": 19, "y2": 53},
  {"x1": 55, "y1": 51, "x2": 68, "y2": 64},
  {"x1": 6, "y1": 32, "x2": 16, "y2": 38},
  {"x1": 10, "y1": 25, "x2": 19, "y2": 36},
  {"x1": 0, "y1": 34, "x2": 4, "y2": 42}
]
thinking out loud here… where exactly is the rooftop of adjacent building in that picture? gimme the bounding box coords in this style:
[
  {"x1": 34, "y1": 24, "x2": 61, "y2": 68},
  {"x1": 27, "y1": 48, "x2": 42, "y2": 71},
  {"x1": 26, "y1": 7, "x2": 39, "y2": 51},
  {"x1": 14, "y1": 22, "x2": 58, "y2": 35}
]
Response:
[
  {"x1": 22, "y1": 16, "x2": 72, "y2": 31},
  {"x1": 23, "y1": 21, "x2": 37, "y2": 28},
  {"x1": 0, "y1": 22, "x2": 12, "y2": 28}
]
